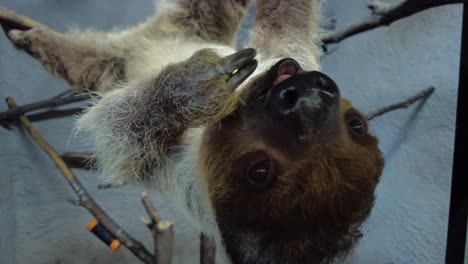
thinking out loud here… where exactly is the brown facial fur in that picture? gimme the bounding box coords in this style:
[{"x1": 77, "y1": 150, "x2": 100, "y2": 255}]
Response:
[{"x1": 200, "y1": 71, "x2": 384, "y2": 264}]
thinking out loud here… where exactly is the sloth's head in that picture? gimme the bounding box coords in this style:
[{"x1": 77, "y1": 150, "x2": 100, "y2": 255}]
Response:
[{"x1": 200, "y1": 58, "x2": 384, "y2": 264}]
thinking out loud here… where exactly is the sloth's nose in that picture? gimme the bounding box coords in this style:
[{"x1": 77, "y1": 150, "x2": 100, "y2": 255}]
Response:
[{"x1": 265, "y1": 71, "x2": 340, "y2": 117}]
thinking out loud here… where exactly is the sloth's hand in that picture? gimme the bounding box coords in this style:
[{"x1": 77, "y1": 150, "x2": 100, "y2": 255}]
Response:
[{"x1": 157, "y1": 48, "x2": 258, "y2": 126}]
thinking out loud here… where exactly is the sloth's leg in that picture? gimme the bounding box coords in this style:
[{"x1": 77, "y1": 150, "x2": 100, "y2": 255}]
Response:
[
  {"x1": 0, "y1": 8, "x2": 125, "y2": 92},
  {"x1": 156, "y1": 0, "x2": 252, "y2": 45},
  {"x1": 247, "y1": 0, "x2": 323, "y2": 68},
  {"x1": 0, "y1": 0, "x2": 251, "y2": 92},
  {"x1": 77, "y1": 48, "x2": 257, "y2": 185}
]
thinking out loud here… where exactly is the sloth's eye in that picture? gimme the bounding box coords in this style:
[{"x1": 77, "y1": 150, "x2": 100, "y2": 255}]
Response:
[
  {"x1": 349, "y1": 117, "x2": 366, "y2": 135},
  {"x1": 249, "y1": 160, "x2": 269, "y2": 182},
  {"x1": 346, "y1": 111, "x2": 368, "y2": 137},
  {"x1": 245, "y1": 152, "x2": 276, "y2": 190}
]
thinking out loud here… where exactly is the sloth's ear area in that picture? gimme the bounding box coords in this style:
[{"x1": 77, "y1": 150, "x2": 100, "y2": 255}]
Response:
[{"x1": 0, "y1": 8, "x2": 125, "y2": 92}]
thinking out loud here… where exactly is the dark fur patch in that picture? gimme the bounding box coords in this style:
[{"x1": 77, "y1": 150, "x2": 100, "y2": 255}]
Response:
[{"x1": 200, "y1": 69, "x2": 384, "y2": 264}]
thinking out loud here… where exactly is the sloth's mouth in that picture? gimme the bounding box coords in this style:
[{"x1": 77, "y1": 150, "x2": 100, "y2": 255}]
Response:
[
  {"x1": 256, "y1": 59, "x2": 303, "y2": 101},
  {"x1": 273, "y1": 60, "x2": 303, "y2": 86}
]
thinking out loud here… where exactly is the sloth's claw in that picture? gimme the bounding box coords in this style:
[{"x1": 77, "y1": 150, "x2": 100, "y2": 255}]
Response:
[
  {"x1": 218, "y1": 48, "x2": 257, "y2": 74},
  {"x1": 227, "y1": 59, "x2": 258, "y2": 90},
  {"x1": 217, "y1": 48, "x2": 257, "y2": 90},
  {"x1": 0, "y1": 7, "x2": 44, "y2": 35}
]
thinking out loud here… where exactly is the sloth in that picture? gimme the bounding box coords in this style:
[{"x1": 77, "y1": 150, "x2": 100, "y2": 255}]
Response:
[{"x1": 0, "y1": 0, "x2": 384, "y2": 263}]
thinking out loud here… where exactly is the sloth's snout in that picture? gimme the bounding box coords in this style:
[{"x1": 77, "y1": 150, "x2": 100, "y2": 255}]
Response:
[
  {"x1": 240, "y1": 59, "x2": 342, "y2": 145},
  {"x1": 265, "y1": 70, "x2": 340, "y2": 118}
]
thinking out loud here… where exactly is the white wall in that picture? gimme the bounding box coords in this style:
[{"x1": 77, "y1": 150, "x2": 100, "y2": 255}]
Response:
[{"x1": 321, "y1": 2, "x2": 462, "y2": 263}]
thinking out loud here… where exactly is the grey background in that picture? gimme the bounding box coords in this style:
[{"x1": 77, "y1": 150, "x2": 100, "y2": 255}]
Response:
[{"x1": 0, "y1": 0, "x2": 463, "y2": 263}]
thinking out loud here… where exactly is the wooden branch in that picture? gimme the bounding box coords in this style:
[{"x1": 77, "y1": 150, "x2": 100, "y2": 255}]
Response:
[
  {"x1": 5, "y1": 96, "x2": 155, "y2": 264},
  {"x1": 141, "y1": 192, "x2": 174, "y2": 264},
  {"x1": 200, "y1": 233, "x2": 216, "y2": 264},
  {"x1": 367, "y1": 86, "x2": 435, "y2": 120},
  {"x1": 26, "y1": 107, "x2": 84, "y2": 123},
  {"x1": 0, "y1": 91, "x2": 89, "y2": 126},
  {"x1": 51, "y1": 89, "x2": 77, "y2": 100},
  {"x1": 321, "y1": 0, "x2": 462, "y2": 44}
]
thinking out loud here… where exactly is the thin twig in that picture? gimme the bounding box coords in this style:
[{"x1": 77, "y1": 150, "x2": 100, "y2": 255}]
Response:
[
  {"x1": 61, "y1": 152, "x2": 96, "y2": 170},
  {"x1": 27, "y1": 107, "x2": 84, "y2": 123},
  {"x1": 141, "y1": 192, "x2": 174, "y2": 264},
  {"x1": 200, "y1": 233, "x2": 216, "y2": 264},
  {"x1": 51, "y1": 89, "x2": 77, "y2": 100},
  {"x1": 6, "y1": 96, "x2": 155, "y2": 264},
  {"x1": 0, "y1": 91, "x2": 89, "y2": 126},
  {"x1": 321, "y1": 0, "x2": 462, "y2": 44},
  {"x1": 1, "y1": 107, "x2": 85, "y2": 130},
  {"x1": 142, "y1": 192, "x2": 163, "y2": 224},
  {"x1": 366, "y1": 86, "x2": 435, "y2": 120}
]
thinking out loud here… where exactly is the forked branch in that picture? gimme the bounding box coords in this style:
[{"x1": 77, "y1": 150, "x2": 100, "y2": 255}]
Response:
[
  {"x1": 7, "y1": 95, "x2": 219, "y2": 264},
  {"x1": 141, "y1": 192, "x2": 174, "y2": 264},
  {"x1": 0, "y1": 91, "x2": 89, "y2": 127},
  {"x1": 5, "y1": 96, "x2": 162, "y2": 264},
  {"x1": 321, "y1": 0, "x2": 462, "y2": 44}
]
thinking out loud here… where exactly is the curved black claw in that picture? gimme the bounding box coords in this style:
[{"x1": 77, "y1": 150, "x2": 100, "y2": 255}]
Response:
[
  {"x1": 219, "y1": 48, "x2": 256, "y2": 74},
  {"x1": 228, "y1": 59, "x2": 258, "y2": 90},
  {"x1": 0, "y1": 8, "x2": 41, "y2": 35},
  {"x1": 218, "y1": 48, "x2": 258, "y2": 90}
]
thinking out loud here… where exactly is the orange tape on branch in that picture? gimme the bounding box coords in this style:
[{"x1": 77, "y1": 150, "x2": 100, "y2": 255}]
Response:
[{"x1": 87, "y1": 219, "x2": 121, "y2": 252}]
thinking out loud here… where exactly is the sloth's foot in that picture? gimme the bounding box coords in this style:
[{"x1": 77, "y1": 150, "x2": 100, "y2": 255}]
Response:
[
  {"x1": 0, "y1": 8, "x2": 124, "y2": 91},
  {"x1": 0, "y1": 7, "x2": 43, "y2": 33}
]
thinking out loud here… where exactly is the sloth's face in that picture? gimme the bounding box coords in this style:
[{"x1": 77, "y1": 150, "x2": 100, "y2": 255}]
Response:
[{"x1": 201, "y1": 58, "x2": 384, "y2": 263}]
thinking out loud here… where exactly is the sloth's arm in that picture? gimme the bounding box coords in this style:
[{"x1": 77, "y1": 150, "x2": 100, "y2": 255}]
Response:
[
  {"x1": 77, "y1": 48, "x2": 257, "y2": 186},
  {"x1": 155, "y1": 0, "x2": 252, "y2": 45},
  {"x1": 0, "y1": 0, "x2": 251, "y2": 92},
  {"x1": 248, "y1": 0, "x2": 323, "y2": 67}
]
